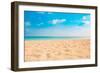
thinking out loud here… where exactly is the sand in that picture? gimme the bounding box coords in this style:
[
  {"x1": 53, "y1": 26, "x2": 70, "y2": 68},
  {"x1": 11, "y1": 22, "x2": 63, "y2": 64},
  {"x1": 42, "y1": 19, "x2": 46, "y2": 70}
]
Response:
[{"x1": 24, "y1": 39, "x2": 90, "y2": 62}]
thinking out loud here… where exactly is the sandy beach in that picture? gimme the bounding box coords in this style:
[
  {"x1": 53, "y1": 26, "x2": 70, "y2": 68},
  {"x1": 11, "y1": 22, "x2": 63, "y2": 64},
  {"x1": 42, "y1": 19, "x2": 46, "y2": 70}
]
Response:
[{"x1": 24, "y1": 39, "x2": 90, "y2": 62}]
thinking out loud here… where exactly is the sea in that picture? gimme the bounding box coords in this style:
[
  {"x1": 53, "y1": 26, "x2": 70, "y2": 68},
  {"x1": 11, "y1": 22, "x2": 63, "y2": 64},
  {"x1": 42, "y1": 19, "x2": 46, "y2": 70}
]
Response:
[{"x1": 24, "y1": 36, "x2": 89, "y2": 40}]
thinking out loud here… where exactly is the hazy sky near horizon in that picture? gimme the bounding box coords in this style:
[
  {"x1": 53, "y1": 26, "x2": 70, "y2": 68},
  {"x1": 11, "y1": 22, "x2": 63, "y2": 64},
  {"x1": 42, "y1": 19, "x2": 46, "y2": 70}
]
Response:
[{"x1": 24, "y1": 11, "x2": 90, "y2": 37}]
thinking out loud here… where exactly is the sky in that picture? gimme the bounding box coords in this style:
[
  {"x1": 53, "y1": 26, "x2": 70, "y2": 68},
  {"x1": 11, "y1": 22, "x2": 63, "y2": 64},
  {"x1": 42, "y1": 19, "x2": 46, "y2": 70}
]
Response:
[{"x1": 24, "y1": 11, "x2": 90, "y2": 37}]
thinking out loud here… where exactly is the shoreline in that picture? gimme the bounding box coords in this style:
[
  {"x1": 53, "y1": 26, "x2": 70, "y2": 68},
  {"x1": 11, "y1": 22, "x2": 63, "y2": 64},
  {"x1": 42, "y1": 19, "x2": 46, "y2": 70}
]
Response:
[{"x1": 24, "y1": 37, "x2": 90, "y2": 41}]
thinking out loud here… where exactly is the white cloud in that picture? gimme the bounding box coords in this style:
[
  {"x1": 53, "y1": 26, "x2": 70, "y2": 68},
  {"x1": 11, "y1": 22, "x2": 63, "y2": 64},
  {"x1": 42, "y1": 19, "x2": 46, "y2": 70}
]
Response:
[
  {"x1": 37, "y1": 12, "x2": 45, "y2": 14},
  {"x1": 82, "y1": 16, "x2": 90, "y2": 26},
  {"x1": 25, "y1": 21, "x2": 31, "y2": 26},
  {"x1": 49, "y1": 19, "x2": 66, "y2": 25},
  {"x1": 25, "y1": 26, "x2": 90, "y2": 37},
  {"x1": 82, "y1": 16, "x2": 87, "y2": 20},
  {"x1": 37, "y1": 12, "x2": 53, "y2": 14},
  {"x1": 37, "y1": 22, "x2": 44, "y2": 26},
  {"x1": 83, "y1": 21, "x2": 90, "y2": 25},
  {"x1": 47, "y1": 12, "x2": 53, "y2": 14}
]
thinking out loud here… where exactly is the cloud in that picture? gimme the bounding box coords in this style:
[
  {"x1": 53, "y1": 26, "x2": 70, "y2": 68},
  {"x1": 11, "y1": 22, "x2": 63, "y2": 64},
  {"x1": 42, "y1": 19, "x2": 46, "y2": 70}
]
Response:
[
  {"x1": 37, "y1": 22, "x2": 44, "y2": 26},
  {"x1": 24, "y1": 22, "x2": 32, "y2": 34},
  {"x1": 25, "y1": 21, "x2": 31, "y2": 26},
  {"x1": 49, "y1": 19, "x2": 66, "y2": 25},
  {"x1": 47, "y1": 12, "x2": 53, "y2": 14},
  {"x1": 37, "y1": 12, "x2": 53, "y2": 14},
  {"x1": 82, "y1": 15, "x2": 90, "y2": 20},
  {"x1": 37, "y1": 12, "x2": 46, "y2": 14},
  {"x1": 83, "y1": 21, "x2": 90, "y2": 25},
  {"x1": 25, "y1": 25, "x2": 90, "y2": 37},
  {"x1": 82, "y1": 16, "x2": 90, "y2": 26},
  {"x1": 82, "y1": 16, "x2": 87, "y2": 20}
]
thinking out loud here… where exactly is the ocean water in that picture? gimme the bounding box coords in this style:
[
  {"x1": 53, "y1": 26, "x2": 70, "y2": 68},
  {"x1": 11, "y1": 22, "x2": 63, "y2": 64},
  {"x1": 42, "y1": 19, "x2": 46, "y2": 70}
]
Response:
[{"x1": 24, "y1": 36, "x2": 89, "y2": 40}]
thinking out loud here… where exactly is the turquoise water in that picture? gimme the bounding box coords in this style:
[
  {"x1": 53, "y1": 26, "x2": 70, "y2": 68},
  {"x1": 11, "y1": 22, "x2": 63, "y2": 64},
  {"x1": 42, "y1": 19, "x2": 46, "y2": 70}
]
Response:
[{"x1": 24, "y1": 36, "x2": 89, "y2": 40}]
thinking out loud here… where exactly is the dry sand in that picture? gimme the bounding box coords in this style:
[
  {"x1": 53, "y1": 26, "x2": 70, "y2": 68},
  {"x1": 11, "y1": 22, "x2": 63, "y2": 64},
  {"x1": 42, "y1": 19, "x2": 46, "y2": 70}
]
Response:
[{"x1": 24, "y1": 39, "x2": 90, "y2": 62}]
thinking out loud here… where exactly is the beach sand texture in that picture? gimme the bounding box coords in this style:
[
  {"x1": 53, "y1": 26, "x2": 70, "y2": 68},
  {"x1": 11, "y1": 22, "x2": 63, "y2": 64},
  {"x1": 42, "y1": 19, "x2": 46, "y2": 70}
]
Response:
[{"x1": 25, "y1": 39, "x2": 90, "y2": 62}]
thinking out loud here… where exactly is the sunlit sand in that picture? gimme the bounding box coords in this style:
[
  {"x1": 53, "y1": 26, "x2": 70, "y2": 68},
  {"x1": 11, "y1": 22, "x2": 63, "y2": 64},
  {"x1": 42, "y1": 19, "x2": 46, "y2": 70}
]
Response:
[{"x1": 24, "y1": 39, "x2": 90, "y2": 62}]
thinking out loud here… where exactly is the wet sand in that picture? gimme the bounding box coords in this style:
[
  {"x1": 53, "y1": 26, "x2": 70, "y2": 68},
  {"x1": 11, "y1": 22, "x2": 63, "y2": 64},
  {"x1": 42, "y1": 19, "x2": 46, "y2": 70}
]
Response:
[{"x1": 24, "y1": 39, "x2": 90, "y2": 62}]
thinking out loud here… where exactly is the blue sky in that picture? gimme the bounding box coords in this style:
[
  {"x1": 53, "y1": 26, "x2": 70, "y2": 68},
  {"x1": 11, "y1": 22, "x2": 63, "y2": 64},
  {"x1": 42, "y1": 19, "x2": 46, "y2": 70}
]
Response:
[{"x1": 24, "y1": 11, "x2": 90, "y2": 37}]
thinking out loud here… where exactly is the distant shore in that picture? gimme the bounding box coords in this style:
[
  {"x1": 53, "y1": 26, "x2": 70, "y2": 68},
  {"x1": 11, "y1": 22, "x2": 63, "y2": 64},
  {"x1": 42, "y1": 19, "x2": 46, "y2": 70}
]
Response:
[{"x1": 24, "y1": 39, "x2": 90, "y2": 62}]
